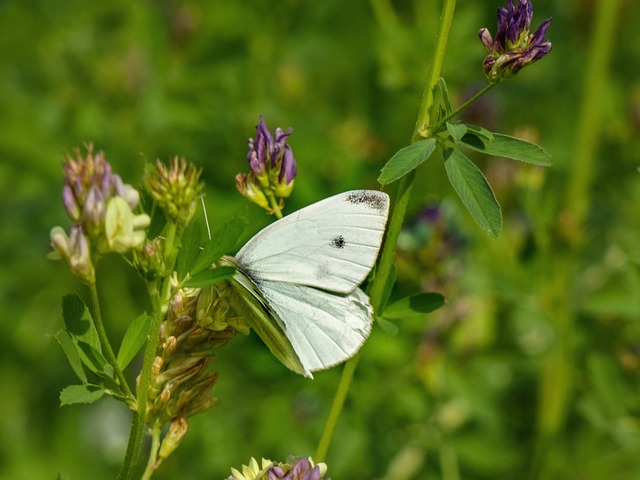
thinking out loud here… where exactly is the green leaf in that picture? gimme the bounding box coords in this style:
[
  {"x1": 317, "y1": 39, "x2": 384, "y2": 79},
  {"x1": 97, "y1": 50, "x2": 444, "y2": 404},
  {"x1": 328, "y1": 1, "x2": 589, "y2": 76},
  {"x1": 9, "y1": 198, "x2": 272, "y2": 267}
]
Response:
[
  {"x1": 382, "y1": 292, "x2": 445, "y2": 320},
  {"x1": 446, "y1": 122, "x2": 468, "y2": 143},
  {"x1": 459, "y1": 129, "x2": 552, "y2": 166},
  {"x1": 378, "y1": 138, "x2": 437, "y2": 185},
  {"x1": 443, "y1": 148, "x2": 502, "y2": 237},
  {"x1": 465, "y1": 124, "x2": 494, "y2": 142},
  {"x1": 55, "y1": 330, "x2": 88, "y2": 383},
  {"x1": 76, "y1": 340, "x2": 110, "y2": 377},
  {"x1": 62, "y1": 294, "x2": 101, "y2": 352},
  {"x1": 117, "y1": 313, "x2": 151, "y2": 369},
  {"x1": 376, "y1": 317, "x2": 400, "y2": 335},
  {"x1": 60, "y1": 384, "x2": 106, "y2": 406},
  {"x1": 432, "y1": 77, "x2": 452, "y2": 120},
  {"x1": 190, "y1": 217, "x2": 247, "y2": 276},
  {"x1": 176, "y1": 220, "x2": 207, "y2": 280},
  {"x1": 183, "y1": 265, "x2": 236, "y2": 288}
]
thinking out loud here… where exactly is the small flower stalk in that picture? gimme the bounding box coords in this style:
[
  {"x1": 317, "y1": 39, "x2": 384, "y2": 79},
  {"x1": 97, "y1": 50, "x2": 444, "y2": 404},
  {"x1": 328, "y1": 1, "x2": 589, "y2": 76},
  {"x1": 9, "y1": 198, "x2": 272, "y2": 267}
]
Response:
[
  {"x1": 49, "y1": 145, "x2": 150, "y2": 283},
  {"x1": 236, "y1": 117, "x2": 297, "y2": 215},
  {"x1": 479, "y1": 0, "x2": 552, "y2": 81},
  {"x1": 228, "y1": 456, "x2": 330, "y2": 480}
]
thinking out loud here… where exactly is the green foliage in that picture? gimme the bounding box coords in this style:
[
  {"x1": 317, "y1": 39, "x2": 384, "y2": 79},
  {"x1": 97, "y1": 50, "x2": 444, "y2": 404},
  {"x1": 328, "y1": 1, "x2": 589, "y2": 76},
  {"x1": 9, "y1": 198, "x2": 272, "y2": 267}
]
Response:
[
  {"x1": 4, "y1": 1, "x2": 640, "y2": 479},
  {"x1": 117, "y1": 313, "x2": 151, "y2": 370}
]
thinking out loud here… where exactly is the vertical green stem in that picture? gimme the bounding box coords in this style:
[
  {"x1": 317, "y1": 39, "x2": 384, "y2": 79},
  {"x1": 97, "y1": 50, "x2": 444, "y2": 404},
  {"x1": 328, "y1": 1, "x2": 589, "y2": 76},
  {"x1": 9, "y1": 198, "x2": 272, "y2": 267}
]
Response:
[
  {"x1": 316, "y1": 0, "x2": 457, "y2": 462},
  {"x1": 88, "y1": 281, "x2": 135, "y2": 406},
  {"x1": 118, "y1": 223, "x2": 180, "y2": 480}
]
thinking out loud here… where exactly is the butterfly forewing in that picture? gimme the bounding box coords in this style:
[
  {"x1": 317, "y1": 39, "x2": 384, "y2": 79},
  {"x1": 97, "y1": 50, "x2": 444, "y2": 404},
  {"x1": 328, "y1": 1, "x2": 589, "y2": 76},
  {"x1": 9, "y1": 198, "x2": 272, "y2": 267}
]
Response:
[{"x1": 235, "y1": 190, "x2": 389, "y2": 295}]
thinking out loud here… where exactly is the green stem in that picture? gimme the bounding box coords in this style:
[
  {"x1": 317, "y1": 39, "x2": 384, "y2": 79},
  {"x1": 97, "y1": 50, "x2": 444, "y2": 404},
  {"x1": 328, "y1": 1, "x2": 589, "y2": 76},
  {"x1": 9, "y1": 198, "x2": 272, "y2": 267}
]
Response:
[
  {"x1": 315, "y1": 351, "x2": 360, "y2": 462},
  {"x1": 431, "y1": 81, "x2": 497, "y2": 132},
  {"x1": 266, "y1": 190, "x2": 284, "y2": 219},
  {"x1": 118, "y1": 223, "x2": 180, "y2": 480},
  {"x1": 316, "y1": 0, "x2": 457, "y2": 461},
  {"x1": 141, "y1": 421, "x2": 162, "y2": 480},
  {"x1": 88, "y1": 281, "x2": 135, "y2": 407},
  {"x1": 412, "y1": 0, "x2": 458, "y2": 143}
]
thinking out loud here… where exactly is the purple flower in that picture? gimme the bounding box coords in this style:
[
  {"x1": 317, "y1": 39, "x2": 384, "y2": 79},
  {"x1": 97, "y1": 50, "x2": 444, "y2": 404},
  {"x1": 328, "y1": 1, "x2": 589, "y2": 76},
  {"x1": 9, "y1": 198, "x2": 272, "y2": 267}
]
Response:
[
  {"x1": 266, "y1": 458, "x2": 329, "y2": 480},
  {"x1": 247, "y1": 117, "x2": 296, "y2": 187},
  {"x1": 479, "y1": 0, "x2": 551, "y2": 80},
  {"x1": 239, "y1": 117, "x2": 297, "y2": 209}
]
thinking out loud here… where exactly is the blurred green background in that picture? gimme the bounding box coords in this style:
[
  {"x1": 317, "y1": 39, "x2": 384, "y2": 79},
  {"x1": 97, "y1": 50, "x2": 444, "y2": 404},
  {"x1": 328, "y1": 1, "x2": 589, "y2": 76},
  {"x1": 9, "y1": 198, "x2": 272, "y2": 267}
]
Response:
[{"x1": 2, "y1": 0, "x2": 640, "y2": 478}]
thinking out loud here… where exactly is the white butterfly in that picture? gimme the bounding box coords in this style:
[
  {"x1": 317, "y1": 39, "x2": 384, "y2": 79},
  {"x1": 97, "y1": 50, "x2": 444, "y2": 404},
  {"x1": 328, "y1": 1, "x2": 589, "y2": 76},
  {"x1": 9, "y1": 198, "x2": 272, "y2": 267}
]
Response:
[{"x1": 220, "y1": 190, "x2": 390, "y2": 378}]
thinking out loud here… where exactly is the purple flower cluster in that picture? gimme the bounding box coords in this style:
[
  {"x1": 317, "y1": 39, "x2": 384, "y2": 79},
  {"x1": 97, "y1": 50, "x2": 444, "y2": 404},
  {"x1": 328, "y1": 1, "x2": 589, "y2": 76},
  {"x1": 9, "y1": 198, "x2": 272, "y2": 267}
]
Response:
[
  {"x1": 479, "y1": 0, "x2": 552, "y2": 80},
  {"x1": 50, "y1": 146, "x2": 149, "y2": 283},
  {"x1": 237, "y1": 117, "x2": 297, "y2": 212},
  {"x1": 267, "y1": 457, "x2": 330, "y2": 480}
]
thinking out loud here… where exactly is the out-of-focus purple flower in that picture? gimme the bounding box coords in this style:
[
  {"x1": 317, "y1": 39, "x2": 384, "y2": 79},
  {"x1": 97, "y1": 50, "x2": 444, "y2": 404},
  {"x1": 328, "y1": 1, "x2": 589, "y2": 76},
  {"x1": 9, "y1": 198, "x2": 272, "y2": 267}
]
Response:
[
  {"x1": 227, "y1": 457, "x2": 329, "y2": 480},
  {"x1": 240, "y1": 117, "x2": 297, "y2": 209},
  {"x1": 479, "y1": 0, "x2": 551, "y2": 80},
  {"x1": 267, "y1": 457, "x2": 329, "y2": 480}
]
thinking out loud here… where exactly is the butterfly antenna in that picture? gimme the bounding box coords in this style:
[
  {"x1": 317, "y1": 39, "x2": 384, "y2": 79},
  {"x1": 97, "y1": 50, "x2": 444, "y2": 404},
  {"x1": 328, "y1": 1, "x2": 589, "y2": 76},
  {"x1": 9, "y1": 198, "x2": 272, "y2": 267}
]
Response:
[{"x1": 201, "y1": 195, "x2": 212, "y2": 240}]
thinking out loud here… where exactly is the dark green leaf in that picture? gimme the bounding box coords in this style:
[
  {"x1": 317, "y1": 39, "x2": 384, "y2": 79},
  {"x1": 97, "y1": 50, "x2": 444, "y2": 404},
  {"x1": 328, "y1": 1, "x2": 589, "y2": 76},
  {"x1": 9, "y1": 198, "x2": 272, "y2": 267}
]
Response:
[
  {"x1": 176, "y1": 219, "x2": 207, "y2": 280},
  {"x1": 190, "y1": 218, "x2": 247, "y2": 276},
  {"x1": 443, "y1": 148, "x2": 502, "y2": 237},
  {"x1": 55, "y1": 330, "x2": 87, "y2": 383},
  {"x1": 459, "y1": 130, "x2": 552, "y2": 166},
  {"x1": 382, "y1": 292, "x2": 445, "y2": 320},
  {"x1": 76, "y1": 341, "x2": 110, "y2": 377},
  {"x1": 60, "y1": 384, "x2": 106, "y2": 406},
  {"x1": 446, "y1": 122, "x2": 468, "y2": 143},
  {"x1": 183, "y1": 265, "x2": 236, "y2": 288},
  {"x1": 117, "y1": 313, "x2": 151, "y2": 369},
  {"x1": 62, "y1": 294, "x2": 101, "y2": 352},
  {"x1": 378, "y1": 138, "x2": 437, "y2": 185},
  {"x1": 465, "y1": 124, "x2": 494, "y2": 142}
]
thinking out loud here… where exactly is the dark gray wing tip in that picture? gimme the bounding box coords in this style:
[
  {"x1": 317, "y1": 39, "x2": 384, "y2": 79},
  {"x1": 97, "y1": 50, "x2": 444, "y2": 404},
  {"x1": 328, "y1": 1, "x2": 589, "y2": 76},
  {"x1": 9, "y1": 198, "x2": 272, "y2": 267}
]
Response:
[{"x1": 345, "y1": 190, "x2": 389, "y2": 215}]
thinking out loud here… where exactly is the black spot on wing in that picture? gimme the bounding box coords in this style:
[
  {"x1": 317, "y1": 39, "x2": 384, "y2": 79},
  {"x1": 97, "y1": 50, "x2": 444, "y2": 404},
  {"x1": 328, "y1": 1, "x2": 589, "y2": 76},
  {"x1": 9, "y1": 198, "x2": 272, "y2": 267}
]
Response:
[{"x1": 331, "y1": 235, "x2": 346, "y2": 249}]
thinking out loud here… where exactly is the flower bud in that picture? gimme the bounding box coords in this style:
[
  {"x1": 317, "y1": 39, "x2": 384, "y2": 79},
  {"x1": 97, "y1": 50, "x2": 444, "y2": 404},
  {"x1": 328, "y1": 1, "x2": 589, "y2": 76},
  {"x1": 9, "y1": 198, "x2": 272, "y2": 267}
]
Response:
[
  {"x1": 158, "y1": 416, "x2": 188, "y2": 461},
  {"x1": 144, "y1": 157, "x2": 203, "y2": 227},
  {"x1": 237, "y1": 117, "x2": 297, "y2": 213}
]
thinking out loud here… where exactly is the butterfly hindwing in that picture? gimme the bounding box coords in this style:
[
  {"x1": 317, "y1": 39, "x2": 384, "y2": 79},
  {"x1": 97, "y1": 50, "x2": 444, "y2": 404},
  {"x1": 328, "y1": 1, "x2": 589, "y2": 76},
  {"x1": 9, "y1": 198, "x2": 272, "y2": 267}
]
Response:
[{"x1": 256, "y1": 280, "x2": 373, "y2": 377}]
